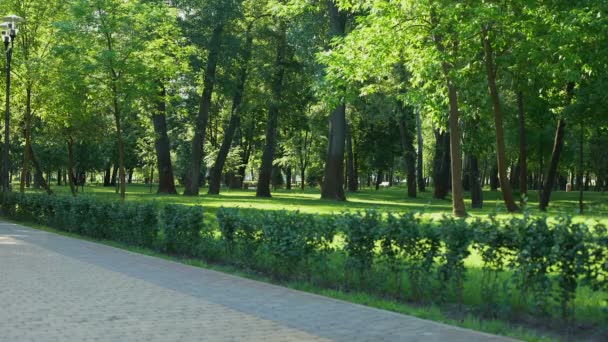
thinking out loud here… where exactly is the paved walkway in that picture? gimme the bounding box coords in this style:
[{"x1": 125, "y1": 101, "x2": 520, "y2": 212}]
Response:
[{"x1": 0, "y1": 222, "x2": 514, "y2": 342}]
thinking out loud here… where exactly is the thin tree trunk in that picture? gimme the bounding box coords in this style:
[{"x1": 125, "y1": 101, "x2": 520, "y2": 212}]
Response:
[
  {"x1": 375, "y1": 170, "x2": 383, "y2": 190},
  {"x1": 346, "y1": 121, "x2": 357, "y2": 192},
  {"x1": 28, "y1": 144, "x2": 52, "y2": 195},
  {"x1": 469, "y1": 154, "x2": 483, "y2": 208},
  {"x1": 321, "y1": 0, "x2": 347, "y2": 201},
  {"x1": 152, "y1": 84, "x2": 177, "y2": 194},
  {"x1": 398, "y1": 105, "x2": 417, "y2": 198},
  {"x1": 540, "y1": 83, "x2": 575, "y2": 211},
  {"x1": 20, "y1": 88, "x2": 32, "y2": 194},
  {"x1": 209, "y1": 26, "x2": 253, "y2": 195},
  {"x1": 416, "y1": 109, "x2": 426, "y2": 192},
  {"x1": 110, "y1": 165, "x2": 118, "y2": 186},
  {"x1": 433, "y1": 130, "x2": 450, "y2": 199},
  {"x1": 184, "y1": 23, "x2": 224, "y2": 196},
  {"x1": 113, "y1": 91, "x2": 126, "y2": 200},
  {"x1": 67, "y1": 138, "x2": 77, "y2": 196},
  {"x1": 579, "y1": 120, "x2": 584, "y2": 213},
  {"x1": 257, "y1": 24, "x2": 287, "y2": 198},
  {"x1": 482, "y1": 26, "x2": 519, "y2": 212},
  {"x1": 517, "y1": 91, "x2": 528, "y2": 204},
  {"x1": 286, "y1": 165, "x2": 292, "y2": 190},
  {"x1": 57, "y1": 169, "x2": 62, "y2": 186}
]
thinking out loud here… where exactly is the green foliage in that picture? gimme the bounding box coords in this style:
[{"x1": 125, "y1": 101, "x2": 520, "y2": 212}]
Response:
[
  {"x1": 158, "y1": 204, "x2": 208, "y2": 256},
  {"x1": 4, "y1": 192, "x2": 608, "y2": 327},
  {"x1": 340, "y1": 210, "x2": 382, "y2": 281}
]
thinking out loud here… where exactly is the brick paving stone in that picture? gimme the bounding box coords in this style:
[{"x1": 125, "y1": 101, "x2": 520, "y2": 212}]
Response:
[{"x1": 0, "y1": 222, "x2": 517, "y2": 342}]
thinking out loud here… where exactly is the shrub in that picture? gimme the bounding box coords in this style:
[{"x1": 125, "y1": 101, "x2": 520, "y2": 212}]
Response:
[
  {"x1": 472, "y1": 215, "x2": 517, "y2": 317},
  {"x1": 340, "y1": 210, "x2": 382, "y2": 287},
  {"x1": 438, "y1": 215, "x2": 474, "y2": 307},
  {"x1": 511, "y1": 215, "x2": 555, "y2": 316},
  {"x1": 158, "y1": 204, "x2": 206, "y2": 256}
]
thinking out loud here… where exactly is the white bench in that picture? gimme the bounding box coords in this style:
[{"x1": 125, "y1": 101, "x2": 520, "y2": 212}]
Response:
[{"x1": 379, "y1": 181, "x2": 390, "y2": 188}]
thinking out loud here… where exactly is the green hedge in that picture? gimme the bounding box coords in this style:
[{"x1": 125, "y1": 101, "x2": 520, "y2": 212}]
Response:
[
  {"x1": 1, "y1": 192, "x2": 211, "y2": 257},
  {"x1": 2, "y1": 192, "x2": 606, "y2": 324},
  {"x1": 214, "y1": 208, "x2": 607, "y2": 323}
]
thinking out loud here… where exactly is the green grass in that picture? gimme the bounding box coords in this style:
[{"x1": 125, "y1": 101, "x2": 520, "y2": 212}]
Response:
[{"x1": 37, "y1": 183, "x2": 608, "y2": 223}]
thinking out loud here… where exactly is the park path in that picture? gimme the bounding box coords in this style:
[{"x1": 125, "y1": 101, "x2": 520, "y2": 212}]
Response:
[{"x1": 0, "y1": 221, "x2": 515, "y2": 342}]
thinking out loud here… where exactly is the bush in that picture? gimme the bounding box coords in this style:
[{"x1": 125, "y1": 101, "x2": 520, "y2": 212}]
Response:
[
  {"x1": 3, "y1": 192, "x2": 607, "y2": 326},
  {"x1": 158, "y1": 204, "x2": 206, "y2": 256}
]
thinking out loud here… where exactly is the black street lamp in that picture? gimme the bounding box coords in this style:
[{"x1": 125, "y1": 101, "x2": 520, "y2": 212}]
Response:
[{"x1": 0, "y1": 15, "x2": 23, "y2": 194}]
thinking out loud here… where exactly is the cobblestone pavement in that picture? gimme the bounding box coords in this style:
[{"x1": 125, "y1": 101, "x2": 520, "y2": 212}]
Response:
[{"x1": 0, "y1": 222, "x2": 515, "y2": 342}]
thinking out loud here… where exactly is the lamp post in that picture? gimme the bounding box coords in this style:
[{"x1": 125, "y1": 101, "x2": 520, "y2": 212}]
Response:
[{"x1": 0, "y1": 15, "x2": 23, "y2": 194}]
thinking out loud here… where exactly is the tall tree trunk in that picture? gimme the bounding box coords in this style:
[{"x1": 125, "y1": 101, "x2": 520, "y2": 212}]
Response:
[
  {"x1": 375, "y1": 170, "x2": 383, "y2": 190},
  {"x1": 113, "y1": 92, "x2": 126, "y2": 200},
  {"x1": 127, "y1": 169, "x2": 133, "y2": 184},
  {"x1": 110, "y1": 165, "x2": 118, "y2": 186},
  {"x1": 104, "y1": 166, "x2": 111, "y2": 186},
  {"x1": 321, "y1": 1, "x2": 347, "y2": 201},
  {"x1": 257, "y1": 24, "x2": 287, "y2": 198},
  {"x1": 433, "y1": 130, "x2": 450, "y2": 199},
  {"x1": 416, "y1": 109, "x2": 426, "y2": 192},
  {"x1": 286, "y1": 165, "x2": 292, "y2": 190},
  {"x1": 20, "y1": 87, "x2": 32, "y2": 194},
  {"x1": 540, "y1": 83, "x2": 575, "y2": 211},
  {"x1": 67, "y1": 138, "x2": 77, "y2": 196},
  {"x1": 57, "y1": 169, "x2": 62, "y2": 186},
  {"x1": 517, "y1": 91, "x2": 528, "y2": 204},
  {"x1": 397, "y1": 104, "x2": 417, "y2": 198},
  {"x1": 27, "y1": 144, "x2": 52, "y2": 195},
  {"x1": 462, "y1": 156, "x2": 471, "y2": 192},
  {"x1": 184, "y1": 23, "x2": 224, "y2": 196},
  {"x1": 209, "y1": 26, "x2": 253, "y2": 195},
  {"x1": 346, "y1": 121, "x2": 357, "y2": 192},
  {"x1": 482, "y1": 26, "x2": 519, "y2": 212},
  {"x1": 578, "y1": 120, "x2": 584, "y2": 213},
  {"x1": 468, "y1": 154, "x2": 483, "y2": 208},
  {"x1": 152, "y1": 84, "x2": 177, "y2": 194},
  {"x1": 298, "y1": 130, "x2": 310, "y2": 191},
  {"x1": 490, "y1": 161, "x2": 499, "y2": 191}
]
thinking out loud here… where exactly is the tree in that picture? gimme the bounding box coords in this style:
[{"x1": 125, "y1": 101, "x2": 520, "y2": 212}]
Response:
[{"x1": 320, "y1": 0, "x2": 347, "y2": 201}]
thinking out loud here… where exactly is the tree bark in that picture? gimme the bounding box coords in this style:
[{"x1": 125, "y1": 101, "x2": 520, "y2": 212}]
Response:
[
  {"x1": 286, "y1": 165, "x2": 292, "y2": 190},
  {"x1": 112, "y1": 92, "x2": 126, "y2": 200},
  {"x1": 346, "y1": 121, "x2": 357, "y2": 192},
  {"x1": 110, "y1": 165, "x2": 118, "y2": 186},
  {"x1": 57, "y1": 169, "x2": 62, "y2": 186},
  {"x1": 20, "y1": 87, "x2": 32, "y2": 194},
  {"x1": 416, "y1": 109, "x2": 426, "y2": 192},
  {"x1": 321, "y1": 0, "x2": 347, "y2": 201},
  {"x1": 152, "y1": 84, "x2": 177, "y2": 194},
  {"x1": 375, "y1": 170, "x2": 383, "y2": 190},
  {"x1": 468, "y1": 154, "x2": 483, "y2": 208},
  {"x1": 209, "y1": 26, "x2": 253, "y2": 195},
  {"x1": 27, "y1": 144, "x2": 52, "y2": 195},
  {"x1": 397, "y1": 104, "x2": 417, "y2": 198},
  {"x1": 433, "y1": 130, "x2": 450, "y2": 199},
  {"x1": 257, "y1": 24, "x2": 287, "y2": 198},
  {"x1": 184, "y1": 23, "x2": 224, "y2": 196},
  {"x1": 578, "y1": 120, "x2": 584, "y2": 213},
  {"x1": 482, "y1": 26, "x2": 519, "y2": 213},
  {"x1": 517, "y1": 91, "x2": 528, "y2": 204},
  {"x1": 540, "y1": 82, "x2": 575, "y2": 211},
  {"x1": 67, "y1": 138, "x2": 77, "y2": 196}
]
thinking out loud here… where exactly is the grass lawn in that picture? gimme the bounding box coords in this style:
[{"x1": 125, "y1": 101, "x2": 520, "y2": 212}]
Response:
[{"x1": 36, "y1": 182, "x2": 608, "y2": 223}]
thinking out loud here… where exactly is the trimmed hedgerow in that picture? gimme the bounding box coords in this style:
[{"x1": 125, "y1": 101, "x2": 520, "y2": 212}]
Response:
[{"x1": 2, "y1": 192, "x2": 607, "y2": 325}]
